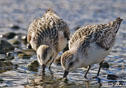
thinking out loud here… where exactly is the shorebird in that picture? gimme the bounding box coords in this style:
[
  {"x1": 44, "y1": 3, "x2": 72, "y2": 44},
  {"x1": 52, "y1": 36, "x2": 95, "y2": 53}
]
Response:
[
  {"x1": 27, "y1": 9, "x2": 70, "y2": 75},
  {"x1": 61, "y1": 17, "x2": 123, "y2": 79}
]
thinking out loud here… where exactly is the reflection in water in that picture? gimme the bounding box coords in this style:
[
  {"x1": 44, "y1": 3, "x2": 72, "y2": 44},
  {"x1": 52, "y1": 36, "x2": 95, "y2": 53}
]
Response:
[{"x1": 25, "y1": 74, "x2": 103, "y2": 88}]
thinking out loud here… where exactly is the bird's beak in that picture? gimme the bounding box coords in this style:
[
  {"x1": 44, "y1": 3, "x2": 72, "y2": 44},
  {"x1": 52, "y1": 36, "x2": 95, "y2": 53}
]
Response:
[{"x1": 63, "y1": 70, "x2": 69, "y2": 78}]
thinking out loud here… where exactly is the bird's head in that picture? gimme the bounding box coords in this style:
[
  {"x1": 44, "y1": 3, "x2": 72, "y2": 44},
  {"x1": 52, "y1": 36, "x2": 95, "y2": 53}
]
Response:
[
  {"x1": 37, "y1": 45, "x2": 57, "y2": 66},
  {"x1": 61, "y1": 50, "x2": 77, "y2": 78}
]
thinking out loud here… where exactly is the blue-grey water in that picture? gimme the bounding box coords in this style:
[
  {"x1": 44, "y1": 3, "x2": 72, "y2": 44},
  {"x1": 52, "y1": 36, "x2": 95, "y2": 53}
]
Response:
[{"x1": 0, "y1": 0, "x2": 126, "y2": 88}]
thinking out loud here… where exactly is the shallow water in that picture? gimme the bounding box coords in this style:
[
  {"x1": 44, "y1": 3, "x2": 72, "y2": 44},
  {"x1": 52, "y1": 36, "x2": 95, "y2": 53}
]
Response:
[{"x1": 0, "y1": 0, "x2": 126, "y2": 88}]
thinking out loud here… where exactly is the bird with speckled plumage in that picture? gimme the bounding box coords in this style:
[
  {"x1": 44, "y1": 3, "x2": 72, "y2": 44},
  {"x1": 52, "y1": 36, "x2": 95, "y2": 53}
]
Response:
[
  {"x1": 61, "y1": 17, "x2": 123, "y2": 79},
  {"x1": 27, "y1": 9, "x2": 70, "y2": 76}
]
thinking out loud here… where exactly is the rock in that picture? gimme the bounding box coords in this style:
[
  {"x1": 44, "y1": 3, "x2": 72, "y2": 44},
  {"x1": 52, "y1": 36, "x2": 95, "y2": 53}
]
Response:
[
  {"x1": 14, "y1": 33, "x2": 26, "y2": 39},
  {"x1": 8, "y1": 39, "x2": 21, "y2": 45},
  {"x1": 0, "y1": 78, "x2": 4, "y2": 83},
  {"x1": 107, "y1": 74, "x2": 118, "y2": 80},
  {"x1": 0, "y1": 54, "x2": 6, "y2": 61},
  {"x1": 101, "y1": 62, "x2": 109, "y2": 69},
  {"x1": 0, "y1": 61, "x2": 15, "y2": 73},
  {"x1": 54, "y1": 56, "x2": 61, "y2": 66},
  {"x1": 21, "y1": 35, "x2": 27, "y2": 45},
  {"x1": 27, "y1": 60, "x2": 39, "y2": 72},
  {"x1": 2, "y1": 32, "x2": 17, "y2": 39},
  {"x1": 17, "y1": 49, "x2": 35, "y2": 59},
  {"x1": 6, "y1": 51, "x2": 14, "y2": 60},
  {"x1": 17, "y1": 49, "x2": 35, "y2": 56},
  {"x1": 9, "y1": 24, "x2": 20, "y2": 30},
  {"x1": 0, "y1": 52, "x2": 14, "y2": 61},
  {"x1": 0, "y1": 39, "x2": 14, "y2": 54},
  {"x1": 18, "y1": 53, "x2": 31, "y2": 59}
]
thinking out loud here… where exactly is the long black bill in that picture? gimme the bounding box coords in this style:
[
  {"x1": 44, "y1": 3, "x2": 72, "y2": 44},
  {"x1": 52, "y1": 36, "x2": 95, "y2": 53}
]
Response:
[{"x1": 63, "y1": 70, "x2": 69, "y2": 78}]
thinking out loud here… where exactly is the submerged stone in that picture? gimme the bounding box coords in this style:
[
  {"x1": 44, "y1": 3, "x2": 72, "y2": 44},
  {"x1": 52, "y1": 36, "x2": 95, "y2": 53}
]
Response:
[
  {"x1": 0, "y1": 78, "x2": 4, "y2": 83},
  {"x1": 8, "y1": 39, "x2": 21, "y2": 45},
  {"x1": 17, "y1": 49, "x2": 35, "y2": 59},
  {"x1": 6, "y1": 52, "x2": 15, "y2": 60},
  {"x1": 27, "y1": 60, "x2": 39, "y2": 72},
  {"x1": 18, "y1": 53, "x2": 31, "y2": 59},
  {"x1": 0, "y1": 39, "x2": 14, "y2": 54},
  {"x1": 9, "y1": 24, "x2": 20, "y2": 30},
  {"x1": 2, "y1": 32, "x2": 17, "y2": 39},
  {"x1": 107, "y1": 74, "x2": 118, "y2": 80},
  {"x1": 101, "y1": 62, "x2": 109, "y2": 69},
  {"x1": 0, "y1": 61, "x2": 17, "y2": 73},
  {"x1": 0, "y1": 54, "x2": 6, "y2": 61}
]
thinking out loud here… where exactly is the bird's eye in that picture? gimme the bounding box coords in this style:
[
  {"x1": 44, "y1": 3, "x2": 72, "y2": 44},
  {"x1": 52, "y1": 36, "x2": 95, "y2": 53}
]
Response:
[{"x1": 49, "y1": 56, "x2": 52, "y2": 60}]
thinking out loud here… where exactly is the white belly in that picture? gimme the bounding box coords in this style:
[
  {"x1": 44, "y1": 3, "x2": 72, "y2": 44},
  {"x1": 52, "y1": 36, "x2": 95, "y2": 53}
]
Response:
[{"x1": 80, "y1": 42, "x2": 111, "y2": 67}]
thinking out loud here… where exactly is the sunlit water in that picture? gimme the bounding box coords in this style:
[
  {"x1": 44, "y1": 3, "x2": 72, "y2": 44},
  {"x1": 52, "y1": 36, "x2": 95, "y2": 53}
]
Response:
[{"x1": 0, "y1": 0, "x2": 126, "y2": 87}]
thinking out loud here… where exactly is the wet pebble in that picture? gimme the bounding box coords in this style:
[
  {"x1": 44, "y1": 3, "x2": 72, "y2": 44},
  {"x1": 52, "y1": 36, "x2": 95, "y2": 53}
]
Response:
[
  {"x1": 18, "y1": 53, "x2": 32, "y2": 59},
  {"x1": 2, "y1": 32, "x2": 17, "y2": 39},
  {"x1": 21, "y1": 35, "x2": 27, "y2": 45},
  {"x1": 9, "y1": 24, "x2": 20, "y2": 30},
  {"x1": 0, "y1": 78, "x2": 4, "y2": 83},
  {"x1": 101, "y1": 62, "x2": 109, "y2": 69},
  {"x1": 17, "y1": 49, "x2": 35, "y2": 59},
  {"x1": 0, "y1": 39, "x2": 14, "y2": 54},
  {"x1": 17, "y1": 49, "x2": 35, "y2": 56},
  {"x1": 0, "y1": 61, "x2": 15, "y2": 73},
  {"x1": 0, "y1": 54, "x2": 6, "y2": 61},
  {"x1": 6, "y1": 52, "x2": 15, "y2": 60},
  {"x1": 27, "y1": 60, "x2": 39, "y2": 72},
  {"x1": 107, "y1": 74, "x2": 118, "y2": 80},
  {"x1": 8, "y1": 39, "x2": 21, "y2": 45}
]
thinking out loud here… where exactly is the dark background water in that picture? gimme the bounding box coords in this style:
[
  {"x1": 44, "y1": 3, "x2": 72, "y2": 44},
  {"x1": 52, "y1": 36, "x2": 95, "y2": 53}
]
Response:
[{"x1": 0, "y1": 0, "x2": 126, "y2": 87}]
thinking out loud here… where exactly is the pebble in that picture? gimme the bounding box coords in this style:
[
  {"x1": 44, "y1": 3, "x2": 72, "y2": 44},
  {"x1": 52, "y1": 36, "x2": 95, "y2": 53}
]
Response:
[
  {"x1": 2, "y1": 32, "x2": 17, "y2": 39},
  {"x1": 107, "y1": 74, "x2": 118, "y2": 80},
  {"x1": 9, "y1": 24, "x2": 20, "y2": 30},
  {"x1": 0, "y1": 39, "x2": 14, "y2": 54},
  {"x1": 101, "y1": 62, "x2": 109, "y2": 69},
  {"x1": 0, "y1": 61, "x2": 14, "y2": 73},
  {"x1": 27, "y1": 60, "x2": 39, "y2": 72}
]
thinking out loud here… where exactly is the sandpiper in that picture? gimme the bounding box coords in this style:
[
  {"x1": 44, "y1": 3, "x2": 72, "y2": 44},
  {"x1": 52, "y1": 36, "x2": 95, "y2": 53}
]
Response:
[
  {"x1": 61, "y1": 17, "x2": 123, "y2": 79},
  {"x1": 27, "y1": 9, "x2": 70, "y2": 75}
]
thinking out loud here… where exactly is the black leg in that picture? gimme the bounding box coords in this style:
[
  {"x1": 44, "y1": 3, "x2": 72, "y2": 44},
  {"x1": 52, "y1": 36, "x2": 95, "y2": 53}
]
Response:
[
  {"x1": 84, "y1": 65, "x2": 91, "y2": 78},
  {"x1": 48, "y1": 59, "x2": 54, "y2": 75},
  {"x1": 63, "y1": 70, "x2": 69, "y2": 78},
  {"x1": 97, "y1": 61, "x2": 103, "y2": 76},
  {"x1": 41, "y1": 64, "x2": 46, "y2": 76},
  {"x1": 49, "y1": 62, "x2": 53, "y2": 75}
]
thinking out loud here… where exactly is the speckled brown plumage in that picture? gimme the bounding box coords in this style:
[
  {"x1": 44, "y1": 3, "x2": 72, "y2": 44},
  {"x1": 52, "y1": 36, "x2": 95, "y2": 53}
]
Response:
[
  {"x1": 61, "y1": 17, "x2": 123, "y2": 78},
  {"x1": 27, "y1": 9, "x2": 70, "y2": 52},
  {"x1": 69, "y1": 17, "x2": 123, "y2": 52}
]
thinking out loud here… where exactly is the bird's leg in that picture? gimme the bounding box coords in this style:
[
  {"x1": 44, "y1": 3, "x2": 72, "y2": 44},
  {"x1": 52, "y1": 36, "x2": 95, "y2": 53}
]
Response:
[
  {"x1": 84, "y1": 65, "x2": 91, "y2": 78},
  {"x1": 97, "y1": 61, "x2": 103, "y2": 76},
  {"x1": 41, "y1": 64, "x2": 46, "y2": 76},
  {"x1": 63, "y1": 70, "x2": 69, "y2": 78},
  {"x1": 49, "y1": 59, "x2": 54, "y2": 75}
]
